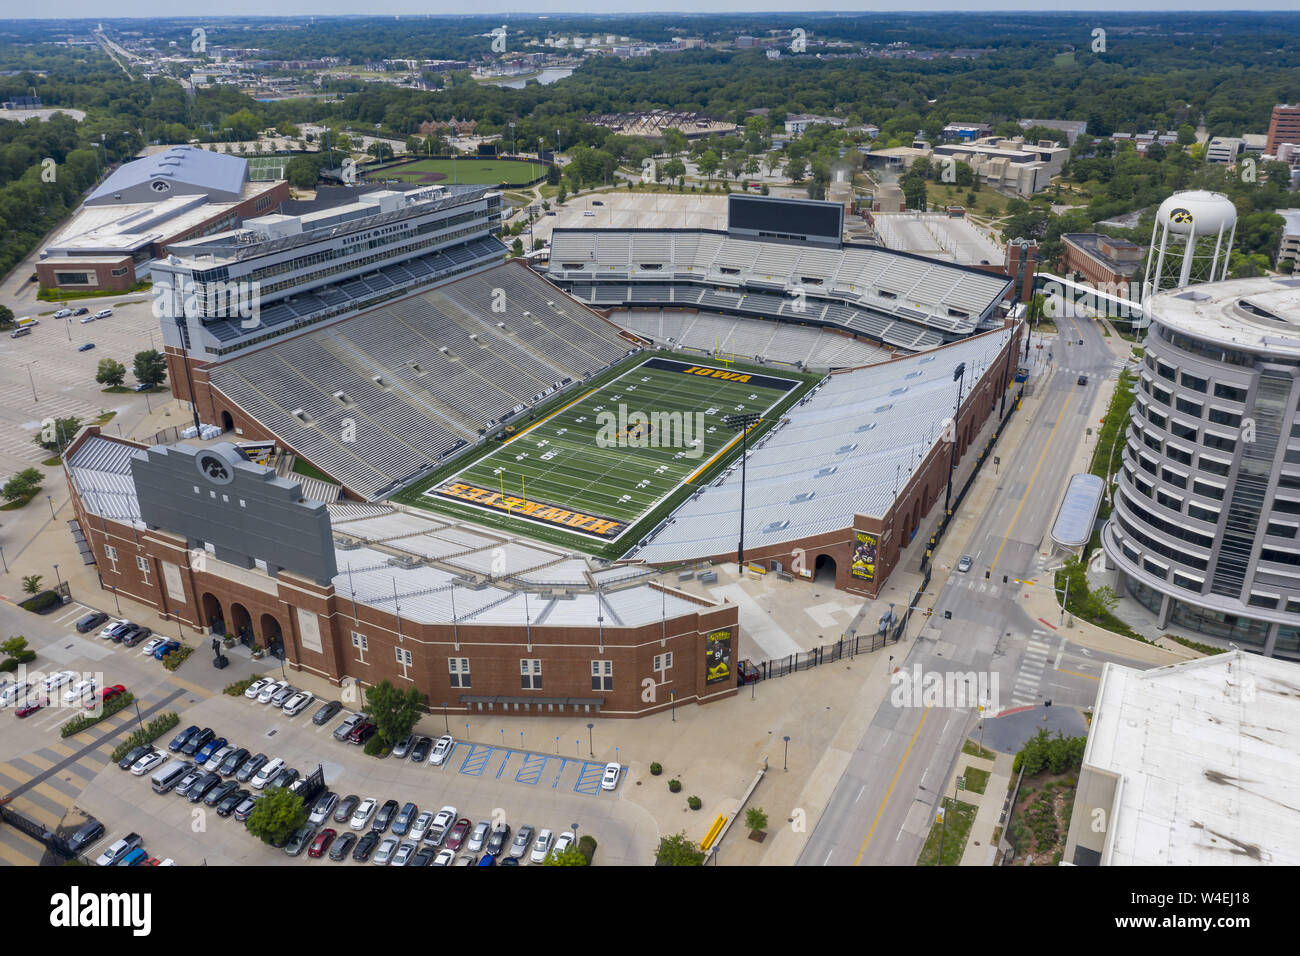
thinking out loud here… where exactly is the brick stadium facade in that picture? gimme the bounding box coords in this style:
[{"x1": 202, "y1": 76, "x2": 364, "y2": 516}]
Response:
[{"x1": 64, "y1": 428, "x2": 739, "y2": 719}]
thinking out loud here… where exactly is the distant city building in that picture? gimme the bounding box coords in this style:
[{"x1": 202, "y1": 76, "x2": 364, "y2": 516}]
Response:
[
  {"x1": 1018, "y1": 118, "x2": 1088, "y2": 146},
  {"x1": 1205, "y1": 136, "x2": 1246, "y2": 164},
  {"x1": 1266, "y1": 104, "x2": 1300, "y2": 155},
  {"x1": 940, "y1": 122, "x2": 991, "y2": 143},
  {"x1": 735, "y1": 35, "x2": 757, "y2": 48},
  {"x1": 931, "y1": 136, "x2": 1068, "y2": 196},
  {"x1": 1242, "y1": 133, "x2": 1269, "y2": 155},
  {"x1": 0, "y1": 94, "x2": 41, "y2": 109},
  {"x1": 785, "y1": 113, "x2": 846, "y2": 136},
  {"x1": 1276, "y1": 209, "x2": 1300, "y2": 269}
]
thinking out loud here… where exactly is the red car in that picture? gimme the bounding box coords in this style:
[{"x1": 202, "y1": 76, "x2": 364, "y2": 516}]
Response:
[
  {"x1": 445, "y1": 817, "x2": 471, "y2": 851},
  {"x1": 348, "y1": 721, "x2": 377, "y2": 745},
  {"x1": 88, "y1": 684, "x2": 127, "y2": 710},
  {"x1": 308, "y1": 828, "x2": 336, "y2": 859},
  {"x1": 15, "y1": 698, "x2": 47, "y2": 718}
]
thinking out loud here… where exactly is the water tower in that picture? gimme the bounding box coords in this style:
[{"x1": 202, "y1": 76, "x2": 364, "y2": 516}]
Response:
[{"x1": 1143, "y1": 190, "x2": 1237, "y2": 296}]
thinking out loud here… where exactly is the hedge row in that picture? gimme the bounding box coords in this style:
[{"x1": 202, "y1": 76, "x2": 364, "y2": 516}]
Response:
[
  {"x1": 224, "y1": 677, "x2": 257, "y2": 697},
  {"x1": 20, "y1": 591, "x2": 61, "y2": 613},
  {"x1": 0, "y1": 650, "x2": 37, "y2": 673},
  {"x1": 110, "y1": 712, "x2": 180, "y2": 764},
  {"x1": 161, "y1": 646, "x2": 193, "y2": 671},
  {"x1": 60, "y1": 691, "x2": 134, "y2": 738}
]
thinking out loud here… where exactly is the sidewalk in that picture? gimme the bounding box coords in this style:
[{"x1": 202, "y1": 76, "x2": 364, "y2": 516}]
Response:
[{"x1": 957, "y1": 749, "x2": 1014, "y2": 866}]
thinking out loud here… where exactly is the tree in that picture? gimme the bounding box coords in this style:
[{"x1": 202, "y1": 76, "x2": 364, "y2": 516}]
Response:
[
  {"x1": 545, "y1": 163, "x2": 561, "y2": 186},
  {"x1": 745, "y1": 807, "x2": 769, "y2": 833},
  {"x1": 363, "y1": 679, "x2": 426, "y2": 745},
  {"x1": 244, "y1": 785, "x2": 307, "y2": 846},
  {"x1": 655, "y1": 831, "x2": 705, "y2": 866},
  {"x1": 1176, "y1": 124, "x2": 1196, "y2": 146},
  {"x1": 0, "y1": 636, "x2": 29, "y2": 658},
  {"x1": 697, "y1": 150, "x2": 720, "y2": 181},
  {"x1": 95, "y1": 358, "x2": 126, "y2": 388},
  {"x1": 133, "y1": 350, "x2": 167, "y2": 388},
  {"x1": 2, "y1": 468, "x2": 43, "y2": 502},
  {"x1": 542, "y1": 844, "x2": 588, "y2": 866},
  {"x1": 32, "y1": 416, "x2": 81, "y2": 455},
  {"x1": 556, "y1": 183, "x2": 567, "y2": 204},
  {"x1": 287, "y1": 155, "x2": 321, "y2": 189},
  {"x1": 664, "y1": 158, "x2": 686, "y2": 187},
  {"x1": 511, "y1": 237, "x2": 524, "y2": 256},
  {"x1": 22, "y1": 575, "x2": 43, "y2": 595},
  {"x1": 0, "y1": 304, "x2": 13, "y2": 330}
]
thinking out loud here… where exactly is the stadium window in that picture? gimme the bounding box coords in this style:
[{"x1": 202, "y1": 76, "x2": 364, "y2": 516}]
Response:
[
  {"x1": 351, "y1": 631, "x2": 367, "y2": 651},
  {"x1": 396, "y1": 647, "x2": 412, "y2": 666},
  {"x1": 448, "y1": 657, "x2": 470, "y2": 688},
  {"x1": 104, "y1": 545, "x2": 118, "y2": 573},
  {"x1": 521, "y1": 659, "x2": 542, "y2": 690},
  {"x1": 653, "y1": 652, "x2": 673, "y2": 674},
  {"x1": 591, "y1": 660, "x2": 613, "y2": 691}
]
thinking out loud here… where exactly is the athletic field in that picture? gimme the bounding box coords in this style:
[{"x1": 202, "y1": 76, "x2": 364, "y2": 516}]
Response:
[
  {"x1": 411, "y1": 356, "x2": 804, "y2": 551},
  {"x1": 367, "y1": 157, "x2": 546, "y2": 186}
]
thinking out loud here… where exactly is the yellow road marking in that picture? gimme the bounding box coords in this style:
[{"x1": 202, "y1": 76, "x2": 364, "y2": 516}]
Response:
[
  {"x1": 854, "y1": 707, "x2": 931, "y2": 865},
  {"x1": 1057, "y1": 668, "x2": 1099, "y2": 681}
]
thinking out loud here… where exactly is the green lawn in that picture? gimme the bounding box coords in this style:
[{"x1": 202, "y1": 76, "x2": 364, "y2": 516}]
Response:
[
  {"x1": 368, "y1": 157, "x2": 546, "y2": 187},
  {"x1": 917, "y1": 798, "x2": 979, "y2": 866},
  {"x1": 400, "y1": 354, "x2": 816, "y2": 557}
]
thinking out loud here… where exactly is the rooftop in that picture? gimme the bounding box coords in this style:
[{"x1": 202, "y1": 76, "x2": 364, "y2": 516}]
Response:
[
  {"x1": 87, "y1": 145, "x2": 247, "y2": 205},
  {"x1": 1145, "y1": 276, "x2": 1300, "y2": 358}
]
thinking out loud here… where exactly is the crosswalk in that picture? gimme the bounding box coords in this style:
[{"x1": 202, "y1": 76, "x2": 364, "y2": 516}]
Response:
[{"x1": 1010, "y1": 630, "x2": 1052, "y2": 708}]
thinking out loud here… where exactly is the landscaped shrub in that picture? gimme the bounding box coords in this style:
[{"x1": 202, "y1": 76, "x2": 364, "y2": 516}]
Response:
[
  {"x1": 161, "y1": 646, "x2": 193, "y2": 671},
  {"x1": 577, "y1": 834, "x2": 597, "y2": 864},
  {"x1": 668, "y1": 778, "x2": 682, "y2": 793},
  {"x1": 363, "y1": 734, "x2": 390, "y2": 757},
  {"x1": 20, "y1": 591, "x2": 61, "y2": 613},
  {"x1": 687, "y1": 795, "x2": 702, "y2": 811},
  {"x1": 224, "y1": 677, "x2": 256, "y2": 697},
  {"x1": 110, "y1": 712, "x2": 179, "y2": 763},
  {"x1": 61, "y1": 691, "x2": 134, "y2": 737},
  {"x1": 649, "y1": 762, "x2": 662, "y2": 776}
]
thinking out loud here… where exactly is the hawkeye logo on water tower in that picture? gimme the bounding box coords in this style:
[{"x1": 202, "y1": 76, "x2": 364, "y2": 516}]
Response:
[{"x1": 1168, "y1": 207, "x2": 1194, "y2": 226}]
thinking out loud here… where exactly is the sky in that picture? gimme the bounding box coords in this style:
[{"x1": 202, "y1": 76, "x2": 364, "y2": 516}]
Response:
[{"x1": 5, "y1": 3, "x2": 1297, "y2": 19}]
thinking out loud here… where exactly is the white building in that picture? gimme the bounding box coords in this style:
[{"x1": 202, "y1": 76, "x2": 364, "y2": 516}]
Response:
[
  {"x1": 1206, "y1": 136, "x2": 1246, "y2": 164},
  {"x1": 931, "y1": 136, "x2": 1068, "y2": 196}
]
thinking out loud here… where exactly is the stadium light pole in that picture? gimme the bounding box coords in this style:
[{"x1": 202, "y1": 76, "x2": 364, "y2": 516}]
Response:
[
  {"x1": 724, "y1": 412, "x2": 762, "y2": 568},
  {"x1": 943, "y1": 363, "x2": 967, "y2": 519}
]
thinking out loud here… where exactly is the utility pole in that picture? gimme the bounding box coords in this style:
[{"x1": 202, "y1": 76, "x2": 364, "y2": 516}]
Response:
[{"x1": 723, "y1": 411, "x2": 762, "y2": 567}]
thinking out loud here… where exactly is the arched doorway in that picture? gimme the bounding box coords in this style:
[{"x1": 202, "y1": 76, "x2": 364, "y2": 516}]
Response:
[
  {"x1": 229, "y1": 602, "x2": 254, "y2": 648},
  {"x1": 260, "y1": 613, "x2": 285, "y2": 660},
  {"x1": 814, "y1": 554, "x2": 838, "y2": 585},
  {"x1": 220, "y1": 410, "x2": 234, "y2": 432},
  {"x1": 201, "y1": 593, "x2": 225, "y2": 635}
]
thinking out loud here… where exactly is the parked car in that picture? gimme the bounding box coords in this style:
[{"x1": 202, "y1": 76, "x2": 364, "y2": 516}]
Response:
[
  {"x1": 79, "y1": 315, "x2": 95, "y2": 324},
  {"x1": 66, "y1": 817, "x2": 105, "y2": 854},
  {"x1": 180, "y1": 727, "x2": 215, "y2": 757},
  {"x1": 64, "y1": 679, "x2": 96, "y2": 704},
  {"x1": 348, "y1": 721, "x2": 377, "y2": 745},
  {"x1": 352, "y1": 831, "x2": 380, "y2": 862},
  {"x1": 250, "y1": 757, "x2": 285, "y2": 790},
  {"x1": 203, "y1": 778, "x2": 240, "y2": 807},
  {"x1": 0, "y1": 681, "x2": 31, "y2": 707},
  {"x1": 308, "y1": 791, "x2": 339, "y2": 826},
  {"x1": 53, "y1": 308, "x2": 72, "y2": 318},
  {"x1": 75, "y1": 612, "x2": 108, "y2": 633},
  {"x1": 129, "y1": 750, "x2": 166, "y2": 776},
  {"x1": 233, "y1": 793, "x2": 258, "y2": 822},
  {"x1": 121, "y1": 627, "x2": 151, "y2": 648},
  {"x1": 257, "y1": 680, "x2": 287, "y2": 704},
  {"x1": 391, "y1": 802, "x2": 418, "y2": 837},
  {"x1": 194, "y1": 736, "x2": 228, "y2": 766},
  {"x1": 15, "y1": 698, "x2": 46, "y2": 718},
  {"x1": 72, "y1": 307, "x2": 89, "y2": 316},
  {"x1": 433, "y1": 848, "x2": 456, "y2": 866},
  {"x1": 89, "y1": 684, "x2": 127, "y2": 710},
  {"x1": 454, "y1": 853, "x2": 477, "y2": 866},
  {"x1": 118, "y1": 745, "x2": 152, "y2": 770},
  {"x1": 282, "y1": 691, "x2": 314, "y2": 716},
  {"x1": 141, "y1": 637, "x2": 167, "y2": 658},
  {"x1": 285, "y1": 824, "x2": 317, "y2": 857},
  {"x1": 372, "y1": 799, "x2": 400, "y2": 833},
  {"x1": 466, "y1": 820, "x2": 491, "y2": 852},
  {"x1": 187, "y1": 771, "x2": 223, "y2": 803},
  {"x1": 509, "y1": 825, "x2": 535, "y2": 859},
  {"x1": 427, "y1": 806, "x2": 457, "y2": 847},
  {"x1": 445, "y1": 817, "x2": 471, "y2": 851},
  {"x1": 111, "y1": 623, "x2": 140, "y2": 644},
  {"x1": 485, "y1": 823, "x2": 511, "y2": 857},
  {"x1": 409, "y1": 736, "x2": 433, "y2": 763},
  {"x1": 218, "y1": 747, "x2": 251, "y2": 777},
  {"x1": 243, "y1": 677, "x2": 274, "y2": 699},
  {"x1": 412, "y1": 846, "x2": 438, "y2": 867},
  {"x1": 173, "y1": 766, "x2": 207, "y2": 797},
  {"x1": 268, "y1": 767, "x2": 299, "y2": 791},
  {"x1": 372, "y1": 837, "x2": 399, "y2": 865},
  {"x1": 77, "y1": 343, "x2": 95, "y2": 352},
  {"x1": 44, "y1": 670, "x2": 76, "y2": 692},
  {"x1": 216, "y1": 788, "x2": 250, "y2": 818},
  {"x1": 116, "y1": 847, "x2": 149, "y2": 867},
  {"x1": 332, "y1": 712, "x2": 364, "y2": 740},
  {"x1": 98, "y1": 619, "x2": 131, "y2": 640},
  {"x1": 350, "y1": 797, "x2": 377, "y2": 830},
  {"x1": 153, "y1": 640, "x2": 180, "y2": 660},
  {"x1": 308, "y1": 828, "x2": 337, "y2": 859},
  {"x1": 601, "y1": 762, "x2": 621, "y2": 791},
  {"x1": 393, "y1": 842, "x2": 419, "y2": 867},
  {"x1": 95, "y1": 832, "x2": 141, "y2": 866},
  {"x1": 168, "y1": 725, "x2": 201, "y2": 752},
  {"x1": 478, "y1": 853, "x2": 496, "y2": 866},
  {"x1": 429, "y1": 734, "x2": 455, "y2": 766},
  {"x1": 93, "y1": 308, "x2": 112, "y2": 319},
  {"x1": 328, "y1": 831, "x2": 357, "y2": 861},
  {"x1": 551, "y1": 831, "x2": 575, "y2": 858},
  {"x1": 531, "y1": 829, "x2": 555, "y2": 863},
  {"x1": 333, "y1": 794, "x2": 361, "y2": 824},
  {"x1": 235, "y1": 753, "x2": 269, "y2": 783},
  {"x1": 311, "y1": 700, "x2": 341, "y2": 725},
  {"x1": 392, "y1": 734, "x2": 414, "y2": 759},
  {"x1": 269, "y1": 684, "x2": 297, "y2": 707}
]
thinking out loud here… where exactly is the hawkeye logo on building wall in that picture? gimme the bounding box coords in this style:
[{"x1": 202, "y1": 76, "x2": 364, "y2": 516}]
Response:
[{"x1": 433, "y1": 482, "x2": 626, "y2": 539}]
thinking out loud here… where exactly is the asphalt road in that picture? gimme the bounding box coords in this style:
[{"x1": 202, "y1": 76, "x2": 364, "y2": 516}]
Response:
[{"x1": 798, "y1": 308, "x2": 1152, "y2": 867}]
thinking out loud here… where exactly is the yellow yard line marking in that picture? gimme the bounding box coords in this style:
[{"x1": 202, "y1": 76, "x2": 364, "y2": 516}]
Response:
[
  {"x1": 509, "y1": 388, "x2": 598, "y2": 442},
  {"x1": 685, "y1": 421, "x2": 760, "y2": 484}
]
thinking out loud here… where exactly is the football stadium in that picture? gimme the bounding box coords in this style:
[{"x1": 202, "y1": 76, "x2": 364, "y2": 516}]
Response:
[{"x1": 63, "y1": 187, "x2": 1024, "y2": 715}]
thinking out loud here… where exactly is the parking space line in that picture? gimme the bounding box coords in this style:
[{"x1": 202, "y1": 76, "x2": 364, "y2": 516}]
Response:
[
  {"x1": 457, "y1": 744, "x2": 491, "y2": 776},
  {"x1": 514, "y1": 753, "x2": 547, "y2": 785},
  {"x1": 494, "y1": 749, "x2": 518, "y2": 780},
  {"x1": 574, "y1": 762, "x2": 604, "y2": 795}
]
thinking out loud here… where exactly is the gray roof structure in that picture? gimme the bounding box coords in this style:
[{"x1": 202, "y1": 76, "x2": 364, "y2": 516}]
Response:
[
  {"x1": 86, "y1": 145, "x2": 247, "y2": 206},
  {"x1": 1051, "y1": 472, "x2": 1105, "y2": 549}
]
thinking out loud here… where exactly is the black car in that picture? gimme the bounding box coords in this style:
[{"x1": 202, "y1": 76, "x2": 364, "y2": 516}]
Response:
[
  {"x1": 1077, "y1": 374, "x2": 1088, "y2": 386},
  {"x1": 499, "y1": 857, "x2": 519, "y2": 866},
  {"x1": 235, "y1": 753, "x2": 268, "y2": 783},
  {"x1": 75, "y1": 612, "x2": 109, "y2": 633},
  {"x1": 411, "y1": 845, "x2": 437, "y2": 867},
  {"x1": 352, "y1": 831, "x2": 380, "y2": 862},
  {"x1": 216, "y1": 788, "x2": 250, "y2": 818},
  {"x1": 311, "y1": 700, "x2": 341, "y2": 726},
  {"x1": 329, "y1": 831, "x2": 358, "y2": 861},
  {"x1": 121, "y1": 626, "x2": 152, "y2": 648},
  {"x1": 409, "y1": 736, "x2": 433, "y2": 763},
  {"x1": 269, "y1": 767, "x2": 299, "y2": 791},
  {"x1": 333, "y1": 794, "x2": 361, "y2": 824},
  {"x1": 485, "y1": 824, "x2": 512, "y2": 857},
  {"x1": 73, "y1": 307, "x2": 89, "y2": 316},
  {"x1": 203, "y1": 778, "x2": 241, "y2": 807},
  {"x1": 65, "y1": 817, "x2": 105, "y2": 854},
  {"x1": 180, "y1": 727, "x2": 215, "y2": 757},
  {"x1": 111, "y1": 623, "x2": 141, "y2": 644},
  {"x1": 187, "y1": 771, "x2": 223, "y2": 803},
  {"x1": 372, "y1": 799, "x2": 400, "y2": 833},
  {"x1": 117, "y1": 745, "x2": 152, "y2": 771},
  {"x1": 218, "y1": 747, "x2": 250, "y2": 777},
  {"x1": 168, "y1": 725, "x2": 201, "y2": 753}
]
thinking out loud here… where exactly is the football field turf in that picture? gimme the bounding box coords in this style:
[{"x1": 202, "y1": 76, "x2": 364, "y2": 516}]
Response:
[{"x1": 416, "y1": 356, "x2": 803, "y2": 549}]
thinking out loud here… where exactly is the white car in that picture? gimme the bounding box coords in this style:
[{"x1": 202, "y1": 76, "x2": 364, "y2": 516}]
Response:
[
  {"x1": 409, "y1": 810, "x2": 434, "y2": 843},
  {"x1": 95, "y1": 834, "x2": 140, "y2": 866},
  {"x1": 257, "y1": 680, "x2": 287, "y2": 704},
  {"x1": 531, "y1": 828, "x2": 555, "y2": 863},
  {"x1": 432, "y1": 848, "x2": 455, "y2": 866},
  {"x1": 140, "y1": 637, "x2": 166, "y2": 657},
  {"x1": 250, "y1": 757, "x2": 285, "y2": 790},
  {"x1": 53, "y1": 308, "x2": 73, "y2": 318},
  {"x1": 129, "y1": 750, "x2": 166, "y2": 776},
  {"x1": 583, "y1": 210, "x2": 596, "y2": 217},
  {"x1": 372, "y1": 836, "x2": 398, "y2": 865},
  {"x1": 0, "y1": 681, "x2": 31, "y2": 706},
  {"x1": 244, "y1": 677, "x2": 273, "y2": 699},
  {"x1": 601, "y1": 762, "x2": 621, "y2": 791},
  {"x1": 429, "y1": 734, "x2": 455, "y2": 766},
  {"x1": 466, "y1": 820, "x2": 490, "y2": 852},
  {"x1": 350, "y1": 797, "x2": 377, "y2": 830},
  {"x1": 43, "y1": 670, "x2": 77, "y2": 692},
  {"x1": 391, "y1": 842, "x2": 417, "y2": 867},
  {"x1": 93, "y1": 308, "x2": 112, "y2": 319},
  {"x1": 282, "y1": 691, "x2": 314, "y2": 716},
  {"x1": 80, "y1": 315, "x2": 95, "y2": 324},
  {"x1": 551, "y1": 831, "x2": 575, "y2": 857},
  {"x1": 64, "y1": 679, "x2": 96, "y2": 704},
  {"x1": 428, "y1": 806, "x2": 457, "y2": 844},
  {"x1": 99, "y1": 618, "x2": 130, "y2": 640}
]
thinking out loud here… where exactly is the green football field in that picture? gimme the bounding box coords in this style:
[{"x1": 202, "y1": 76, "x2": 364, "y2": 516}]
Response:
[
  {"x1": 415, "y1": 357, "x2": 802, "y2": 548},
  {"x1": 367, "y1": 157, "x2": 545, "y2": 186}
]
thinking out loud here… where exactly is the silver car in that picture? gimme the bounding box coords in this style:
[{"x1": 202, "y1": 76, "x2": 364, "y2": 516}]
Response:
[
  {"x1": 409, "y1": 810, "x2": 435, "y2": 843},
  {"x1": 509, "y1": 825, "x2": 535, "y2": 860},
  {"x1": 466, "y1": 820, "x2": 490, "y2": 852},
  {"x1": 372, "y1": 837, "x2": 399, "y2": 865},
  {"x1": 308, "y1": 791, "x2": 338, "y2": 826},
  {"x1": 270, "y1": 684, "x2": 297, "y2": 707}
]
